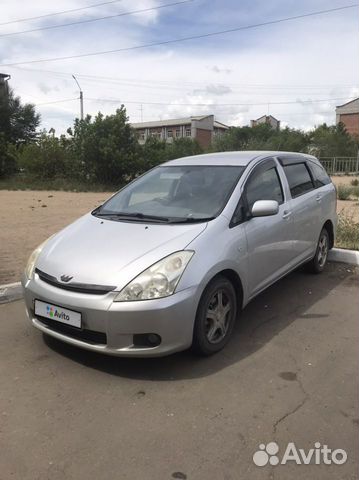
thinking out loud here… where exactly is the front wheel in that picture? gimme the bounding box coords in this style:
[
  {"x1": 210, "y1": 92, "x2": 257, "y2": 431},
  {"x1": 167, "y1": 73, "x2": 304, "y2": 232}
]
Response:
[
  {"x1": 192, "y1": 276, "x2": 237, "y2": 356},
  {"x1": 307, "y1": 228, "x2": 329, "y2": 274}
]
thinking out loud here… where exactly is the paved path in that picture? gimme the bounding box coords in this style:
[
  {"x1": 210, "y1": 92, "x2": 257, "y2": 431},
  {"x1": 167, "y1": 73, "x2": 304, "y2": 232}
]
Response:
[{"x1": 0, "y1": 263, "x2": 358, "y2": 479}]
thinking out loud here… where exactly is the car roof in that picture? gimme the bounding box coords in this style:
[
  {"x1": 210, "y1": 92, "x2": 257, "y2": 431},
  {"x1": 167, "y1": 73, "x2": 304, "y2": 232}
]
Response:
[{"x1": 163, "y1": 151, "x2": 317, "y2": 167}]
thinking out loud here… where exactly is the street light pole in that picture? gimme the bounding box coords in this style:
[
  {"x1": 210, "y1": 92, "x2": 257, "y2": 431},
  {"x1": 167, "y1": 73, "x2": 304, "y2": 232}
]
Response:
[{"x1": 72, "y1": 74, "x2": 83, "y2": 120}]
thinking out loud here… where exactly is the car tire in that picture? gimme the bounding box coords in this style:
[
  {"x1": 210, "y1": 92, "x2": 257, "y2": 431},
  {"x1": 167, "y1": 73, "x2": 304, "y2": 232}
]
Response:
[
  {"x1": 307, "y1": 228, "x2": 330, "y2": 274},
  {"x1": 191, "y1": 275, "x2": 237, "y2": 356}
]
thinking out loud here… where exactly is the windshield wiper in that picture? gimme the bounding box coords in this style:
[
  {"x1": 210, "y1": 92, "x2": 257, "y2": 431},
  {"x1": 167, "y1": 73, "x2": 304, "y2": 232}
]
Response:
[
  {"x1": 168, "y1": 216, "x2": 215, "y2": 224},
  {"x1": 94, "y1": 211, "x2": 170, "y2": 223}
]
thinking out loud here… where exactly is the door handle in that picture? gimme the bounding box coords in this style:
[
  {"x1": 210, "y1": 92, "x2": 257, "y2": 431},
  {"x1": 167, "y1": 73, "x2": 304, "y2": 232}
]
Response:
[
  {"x1": 282, "y1": 210, "x2": 292, "y2": 219},
  {"x1": 316, "y1": 195, "x2": 322, "y2": 202}
]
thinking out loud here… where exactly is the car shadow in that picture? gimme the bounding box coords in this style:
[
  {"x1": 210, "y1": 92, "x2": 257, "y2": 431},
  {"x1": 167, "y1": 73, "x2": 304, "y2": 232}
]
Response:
[{"x1": 43, "y1": 262, "x2": 356, "y2": 381}]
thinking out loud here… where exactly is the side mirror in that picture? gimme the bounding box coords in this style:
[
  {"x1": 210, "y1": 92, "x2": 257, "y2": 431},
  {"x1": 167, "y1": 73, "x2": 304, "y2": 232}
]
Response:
[{"x1": 251, "y1": 200, "x2": 279, "y2": 217}]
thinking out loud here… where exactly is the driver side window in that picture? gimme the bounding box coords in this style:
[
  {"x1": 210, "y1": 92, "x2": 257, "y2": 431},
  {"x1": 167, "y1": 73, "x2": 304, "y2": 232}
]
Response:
[{"x1": 245, "y1": 167, "x2": 284, "y2": 211}]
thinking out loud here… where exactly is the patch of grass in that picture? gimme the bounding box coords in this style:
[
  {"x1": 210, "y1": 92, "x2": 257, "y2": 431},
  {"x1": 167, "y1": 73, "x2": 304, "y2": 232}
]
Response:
[
  {"x1": 0, "y1": 175, "x2": 117, "y2": 192},
  {"x1": 336, "y1": 212, "x2": 359, "y2": 250},
  {"x1": 337, "y1": 185, "x2": 352, "y2": 200},
  {"x1": 350, "y1": 178, "x2": 359, "y2": 187},
  {"x1": 337, "y1": 184, "x2": 359, "y2": 200},
  {"x1": 350, "y1": 185, "x2": 359, "y2": 198}
]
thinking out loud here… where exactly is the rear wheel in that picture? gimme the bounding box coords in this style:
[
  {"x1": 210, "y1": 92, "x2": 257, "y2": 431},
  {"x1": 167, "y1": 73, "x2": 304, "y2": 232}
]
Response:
[
  {"x1": 192, "y1": 276, "x2": 237, "y2": 356},
  {"x1": 308, "y1": 228, "x2": 329, "y2": 274}
]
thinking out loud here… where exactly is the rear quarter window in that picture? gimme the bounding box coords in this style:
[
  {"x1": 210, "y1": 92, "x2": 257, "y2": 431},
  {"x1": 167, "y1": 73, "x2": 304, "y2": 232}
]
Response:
[
  {"x1": 308, "y1": 162, "x2": 331, "y2": 188},
  {"x1": 283, "y1": 163, "x2": 314, "y2": 198}
]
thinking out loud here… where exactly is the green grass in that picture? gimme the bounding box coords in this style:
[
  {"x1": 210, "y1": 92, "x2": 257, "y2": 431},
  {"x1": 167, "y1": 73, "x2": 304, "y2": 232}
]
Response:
[
  {"x1": 336, "y1": 212, "x2": 359, "y2": 250},
  {"x1": 337, "y1": 184, "x2": 359, "y2": 201},
  {"x1": 0, "y1": 175, "x2": 116, "y2": 192}
]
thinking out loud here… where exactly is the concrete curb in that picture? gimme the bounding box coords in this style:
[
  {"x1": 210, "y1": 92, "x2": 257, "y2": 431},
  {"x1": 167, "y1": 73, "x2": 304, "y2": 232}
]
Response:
[
  {"x1": 328, "y1": 248, "x2": 359, "y2": 266},
  {"x1": 0, "y1": 248, "x2": 357, "y2": 305},
  {"x1": 0, "y1": 282, "x2": 22, "y2": 305}
]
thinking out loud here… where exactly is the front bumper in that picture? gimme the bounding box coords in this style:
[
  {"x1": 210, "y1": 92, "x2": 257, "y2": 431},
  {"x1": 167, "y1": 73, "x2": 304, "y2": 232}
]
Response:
[{"x1": 22, "y1": 273, "x2": 199, "y2": 357}]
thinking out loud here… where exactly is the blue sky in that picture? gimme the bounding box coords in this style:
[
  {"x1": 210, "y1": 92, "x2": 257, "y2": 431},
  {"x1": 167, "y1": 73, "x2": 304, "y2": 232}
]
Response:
[{"x1": 0, "y1": 0, "x2": 357, "y2": 133}]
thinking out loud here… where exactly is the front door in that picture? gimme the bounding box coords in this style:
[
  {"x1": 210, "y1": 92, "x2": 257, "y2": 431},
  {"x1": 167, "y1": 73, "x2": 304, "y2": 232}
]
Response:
[{"x1": 242, "y1": 159, "x2": 294, "y2": 298}]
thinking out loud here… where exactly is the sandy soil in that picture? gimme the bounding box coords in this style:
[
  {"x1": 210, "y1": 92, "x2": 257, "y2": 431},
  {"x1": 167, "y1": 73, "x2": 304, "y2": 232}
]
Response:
[
  {"x1": 331, "y1": 175, "x2": 358, "y2": 187},
  {"x1": 331, "y1": 175, "x2": 359, "y2": 222},
  {"x1": 1, "y1": 175, "x2": 358, "y2": 284},
  {"x1": 0, "y1": 190, "x2": 113, "y2": 284}
]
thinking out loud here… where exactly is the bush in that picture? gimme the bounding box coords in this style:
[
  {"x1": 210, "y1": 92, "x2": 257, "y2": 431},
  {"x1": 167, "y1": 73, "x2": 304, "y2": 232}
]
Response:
[
  {"x1": 350, "y1": 178, "x2": 359, "y2": 186},
  {"x1": 17, "y1": 133, "x2": 76, "y2": 179},
  {"x1": 336, "y1": 212, "x2": 359, "y2": 250},
  {"x1": 351, "y1": 185, "x2": 359, "y2": 198},
  {"x1": 337, "y1": 185, "x2": 352, "y2": 200}
]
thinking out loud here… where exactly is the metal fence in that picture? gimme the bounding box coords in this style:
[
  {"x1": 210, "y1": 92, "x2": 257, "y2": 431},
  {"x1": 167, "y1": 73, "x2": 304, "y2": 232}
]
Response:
[{"x1": 319, "y1": 157, "x2": 359, "y2": 175}]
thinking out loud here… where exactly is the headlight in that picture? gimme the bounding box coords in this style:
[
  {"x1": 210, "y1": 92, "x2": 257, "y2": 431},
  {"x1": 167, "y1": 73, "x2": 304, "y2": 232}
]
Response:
[
  {"x1": 25, "y1": 238, "x2": 51, "y2": 279},
  {"x1": 114, "y1": 251, "x2": 194, "y2": 302}
]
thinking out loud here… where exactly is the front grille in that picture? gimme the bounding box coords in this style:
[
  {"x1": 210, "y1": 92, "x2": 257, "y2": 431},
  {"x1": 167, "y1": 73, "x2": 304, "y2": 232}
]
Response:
[
  {"x1": 35, "y1": 268, "x2": 116, "y2": 295},
  {"x1": 36, "y1": 316, "x2": 107, "y2": 345}
]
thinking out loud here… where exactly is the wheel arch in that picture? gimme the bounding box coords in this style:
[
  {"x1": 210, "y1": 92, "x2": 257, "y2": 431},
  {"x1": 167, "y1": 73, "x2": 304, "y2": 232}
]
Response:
[
  {"x1": 211, "y1": 269, "x2": 244, "y2": 310},
  {"x1": 323, "y1": 219, "x2": 334, "y2": 249}
]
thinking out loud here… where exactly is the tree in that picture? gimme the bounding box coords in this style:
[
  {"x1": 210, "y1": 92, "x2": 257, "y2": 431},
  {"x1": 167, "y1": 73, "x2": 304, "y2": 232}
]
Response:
[
  {"x1": 212, "y1": 124, "x2": 308, "y2": 153},
  {"x1": 0, "y1": 133, "x2": 17, "y2": 177},
  {"x1": 0, "y1": 87, "x2": 40, "y2": 145},
  {"x1": 165, "y1": 137, "x2": 203, "y2": 160},
  {"x1": 18, "y1": 132, "x2": 74, "y2": 179},
  {"x1": 308, "y1": 123, "x2": 359, "y2": 157},
  {"x1": 67, "y1": 106, "x2": 140, "y2": 185}
]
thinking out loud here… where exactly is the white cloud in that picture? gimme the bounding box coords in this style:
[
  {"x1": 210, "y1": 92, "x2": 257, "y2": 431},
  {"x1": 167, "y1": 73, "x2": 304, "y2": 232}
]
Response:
[{"x1": 1, "y1": 0, "x2": 357, "y2": 133}]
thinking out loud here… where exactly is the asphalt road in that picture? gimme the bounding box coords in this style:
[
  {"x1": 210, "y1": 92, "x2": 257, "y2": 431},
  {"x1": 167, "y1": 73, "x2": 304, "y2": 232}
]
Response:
[{"x1": 0, "y1": 262, "x2": 358, "y2": 480}]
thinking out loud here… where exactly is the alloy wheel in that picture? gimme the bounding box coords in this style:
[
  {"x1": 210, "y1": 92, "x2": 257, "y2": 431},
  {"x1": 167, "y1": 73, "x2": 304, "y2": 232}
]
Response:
[
  {"x1": 317, "y1": 233, "x2": 328, "y2": 267},
  {"x1": 205, "y1": 289, "x2": 232, "y2": 344}
]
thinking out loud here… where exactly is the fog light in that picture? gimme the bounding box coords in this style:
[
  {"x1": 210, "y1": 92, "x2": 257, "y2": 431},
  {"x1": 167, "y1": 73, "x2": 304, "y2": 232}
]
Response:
[
  {"x1": 133, "y1": 333, "x2": 161, "y2": 348},
  {"x1": 148, "y1": 333, "x2": 161, "y2": 346}
]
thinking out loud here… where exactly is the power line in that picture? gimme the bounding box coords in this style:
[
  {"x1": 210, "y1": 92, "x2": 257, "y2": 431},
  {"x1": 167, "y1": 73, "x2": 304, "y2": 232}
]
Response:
[
  {"x1": 0, "y1": 0, "x2": 194, "y2": 38},
  {"x1": 9, "y1": 65, "x2": 357, "y2": 90},
  {"x1": 1, "y1": 4, "x2": 356, "y2": 67},
  {"x1": 86, "y1": 95, "x2": 355, "y2": 107},
  {"x1": 33, "y1": 97, "x2": 78, "y2": 106},
  {"x1": 0, "y1": 0, "x2": 124, "y2": 26}
]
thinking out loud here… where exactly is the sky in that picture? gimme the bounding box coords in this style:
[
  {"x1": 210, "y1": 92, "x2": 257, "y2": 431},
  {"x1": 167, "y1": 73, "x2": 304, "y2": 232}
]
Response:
[{"x1": 0, "y1": 0, "x2": 358, "y2": 134}]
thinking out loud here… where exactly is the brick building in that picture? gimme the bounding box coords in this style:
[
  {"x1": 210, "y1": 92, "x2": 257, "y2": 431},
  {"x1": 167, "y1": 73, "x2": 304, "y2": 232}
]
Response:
[
  {"x1": 250, "y1": 115, "x2": 280, "y2": 130},
  {"x1": 131, "y1": 114, "x2": 229, "y2": 149},
  {"x1": 336, "y1": 98, "x2": 359, "y2": 137}
]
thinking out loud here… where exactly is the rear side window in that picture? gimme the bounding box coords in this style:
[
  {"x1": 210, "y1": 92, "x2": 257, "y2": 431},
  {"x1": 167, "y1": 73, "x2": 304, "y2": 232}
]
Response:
[
  {"x1": 308, "y1": 162, "x2": 331, "y2": 188},
  {"x1": 283, "y1": 163, "x2": 314, "y2": 198}
]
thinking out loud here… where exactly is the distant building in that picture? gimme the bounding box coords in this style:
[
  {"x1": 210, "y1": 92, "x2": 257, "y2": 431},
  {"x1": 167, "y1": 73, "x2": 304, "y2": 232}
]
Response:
[
  {"x1": 0, "y1": 73, "x2": 10, "y2": 97},
  {"x1": 131, "y1": 114, "x2": 229, "y2": 149},
  {"x1": 336, "y1": 98, "x2": 359, "y2": 137},
  {"x1": 250, "y1": 115, "x2": 280, "y2": 130}
]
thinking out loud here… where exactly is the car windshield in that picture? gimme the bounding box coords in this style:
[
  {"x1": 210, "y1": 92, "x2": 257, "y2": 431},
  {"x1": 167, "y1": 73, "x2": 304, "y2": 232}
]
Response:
[{"x1": 94, "y1": 165, "x2": 245, "y2": 223}]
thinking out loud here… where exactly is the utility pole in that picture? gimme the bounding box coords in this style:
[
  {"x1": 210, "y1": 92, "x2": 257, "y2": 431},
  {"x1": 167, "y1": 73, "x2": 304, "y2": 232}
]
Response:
[{"x1": 72, "y1": 74, "x2": 83, "y2": 120}]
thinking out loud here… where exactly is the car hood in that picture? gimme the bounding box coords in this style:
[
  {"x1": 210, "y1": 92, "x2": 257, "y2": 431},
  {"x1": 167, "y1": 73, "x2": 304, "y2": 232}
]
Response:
[{"x1": 36, "y1": 213, "x2": 207, "y2": 289}]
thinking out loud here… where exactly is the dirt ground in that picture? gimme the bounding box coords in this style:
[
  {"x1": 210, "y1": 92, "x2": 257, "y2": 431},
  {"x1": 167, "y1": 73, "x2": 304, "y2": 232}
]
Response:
[
  {"x1": 331, "y1": 176, "x2": 359, "y2": 222},
  {"x1": 0, "y1": 190, "x2": 112, "y2": 284},
  {"x1": 0, "y1": 175, "x2": 358, "y2": 284}
]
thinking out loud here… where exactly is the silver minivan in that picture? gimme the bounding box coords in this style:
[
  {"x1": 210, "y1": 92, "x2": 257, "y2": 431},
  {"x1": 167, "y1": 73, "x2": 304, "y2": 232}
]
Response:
[{"x1": 22, "y1": 151, "x2": 337, "y2": 357}]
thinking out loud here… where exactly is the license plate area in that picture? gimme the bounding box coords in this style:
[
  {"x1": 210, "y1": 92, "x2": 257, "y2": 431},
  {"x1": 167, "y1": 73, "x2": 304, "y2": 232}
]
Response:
[{"x1": 34, "y1": 300, "x2": 82, "y2": 329}]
